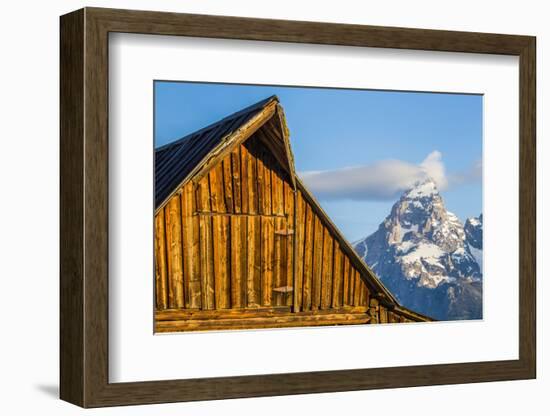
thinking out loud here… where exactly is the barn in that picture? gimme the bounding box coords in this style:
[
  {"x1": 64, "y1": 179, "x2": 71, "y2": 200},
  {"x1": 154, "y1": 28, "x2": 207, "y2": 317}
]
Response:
[{"x1": 154, "y1": 95, "x2": 432, "y2": 332}]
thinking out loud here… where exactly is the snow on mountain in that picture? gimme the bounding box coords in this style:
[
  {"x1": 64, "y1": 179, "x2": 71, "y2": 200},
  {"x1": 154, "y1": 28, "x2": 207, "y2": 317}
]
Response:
[
  {"x1": 353, "y1": 178, "x2": 483, "y2": 321},
  {"x1": 465, "y1": 214, "x2": 483, "y2": 270},
  {"x1": 403, "y1": 179, "x2": 438, "y2": 199}
]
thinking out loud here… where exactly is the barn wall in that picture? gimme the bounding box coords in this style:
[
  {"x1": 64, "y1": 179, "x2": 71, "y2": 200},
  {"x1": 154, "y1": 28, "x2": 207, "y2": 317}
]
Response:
[
  {"x1": 154, "y1": 132, "x2": 422, "y2": 331},
  {"x1": 293, "y1": 188, "x2": 370, "y2": 312},
  {"x1": 155, "y1": 134, "x2": 296, "y2": 313}
]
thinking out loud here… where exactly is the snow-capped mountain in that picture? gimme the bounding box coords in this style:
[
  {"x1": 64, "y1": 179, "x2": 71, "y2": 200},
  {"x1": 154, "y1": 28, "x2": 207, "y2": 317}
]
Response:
[
  {"x1": 465, "y1": 214, "x2": 483, "y2": 270},
  {"x1": 354, "y1": 178, "x2": 483, "y2": 321}
]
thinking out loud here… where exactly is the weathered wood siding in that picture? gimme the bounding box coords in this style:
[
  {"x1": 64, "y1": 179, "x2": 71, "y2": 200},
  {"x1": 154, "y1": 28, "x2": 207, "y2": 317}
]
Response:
[
  {"x1": 291, "y1": 188, "x2": 371, "y2": 312},
  {"x1": 156, "y1": 135, "x2": 294, "y2": 311},
  {"x1": 154, "y1": 132, "x2": 423, "y2": 332}
]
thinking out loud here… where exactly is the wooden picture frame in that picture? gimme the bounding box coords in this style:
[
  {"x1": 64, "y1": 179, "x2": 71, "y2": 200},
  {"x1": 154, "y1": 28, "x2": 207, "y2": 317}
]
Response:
[{"x1": 60, "y1": 7, "x2": 536, "y2": 408}]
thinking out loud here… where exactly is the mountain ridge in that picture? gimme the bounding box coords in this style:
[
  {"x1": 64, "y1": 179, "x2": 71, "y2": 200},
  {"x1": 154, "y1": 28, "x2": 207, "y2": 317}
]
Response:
[{"x1": 354, "y1": 178, "x2": 483, "y2": 320}]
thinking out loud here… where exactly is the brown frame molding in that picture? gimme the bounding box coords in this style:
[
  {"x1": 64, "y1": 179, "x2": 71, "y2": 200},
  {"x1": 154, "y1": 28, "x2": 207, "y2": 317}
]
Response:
[{"x1": 60, "y1": 7, "x2": 536, "y2": 408}]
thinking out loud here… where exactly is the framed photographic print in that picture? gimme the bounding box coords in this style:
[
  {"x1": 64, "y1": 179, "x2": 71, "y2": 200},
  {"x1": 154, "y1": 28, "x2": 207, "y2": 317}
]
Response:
[{"x1": 60, "y1": 7, "x2": 536, "y2": 408}]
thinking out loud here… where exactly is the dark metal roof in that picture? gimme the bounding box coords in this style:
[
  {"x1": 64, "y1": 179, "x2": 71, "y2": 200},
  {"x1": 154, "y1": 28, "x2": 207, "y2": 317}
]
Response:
[{"x1": 155, "y1": 95, "x2": 278, "y2": 209}]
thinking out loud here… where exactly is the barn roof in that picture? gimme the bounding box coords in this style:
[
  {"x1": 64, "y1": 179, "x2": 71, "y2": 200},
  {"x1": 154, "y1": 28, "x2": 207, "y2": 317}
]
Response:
[{"x1": 155, "y1": 95, "x2": 278, "y2": 208}]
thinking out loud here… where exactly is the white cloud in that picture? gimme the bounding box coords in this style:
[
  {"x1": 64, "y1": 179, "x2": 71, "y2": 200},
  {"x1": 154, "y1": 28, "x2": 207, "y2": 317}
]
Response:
[
  {"x1": 299, "y1": 151, "x2": 480, "y2": 201},
  {"x1": 420, "y1": 151, "x2": 448, "y2": 190}
]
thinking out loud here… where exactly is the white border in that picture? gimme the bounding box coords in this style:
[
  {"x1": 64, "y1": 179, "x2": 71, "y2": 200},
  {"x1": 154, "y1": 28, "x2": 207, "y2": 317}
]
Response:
[{"x1": 109, "y1": 33, "x2": 519, "y2": 383}]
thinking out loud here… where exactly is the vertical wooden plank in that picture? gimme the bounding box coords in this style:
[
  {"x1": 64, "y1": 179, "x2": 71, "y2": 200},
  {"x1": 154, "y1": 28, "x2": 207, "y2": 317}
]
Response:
[
  {"x1": 246, "y1": 216, "x2": 261, "y2": 307},
  {"x1": 273, "y1": 216, "x2": 285, "y2": 306},
  {"x1": 342, "y1": 256, "x2": 351, "y2": 306},
  {"x1": 293, "y1": 191, "x2": 305, "y2": 312},
  {"x1": 208, "y1": 165, "x2": 226, "y2": 213},
  {"x1": 231, "y1": 149, "x2": 242, "y2": 214},
  {"x1": 332, "y1": 245, "x2": 343, "y2": 309},
  {"x1": 321, "y1": 229, "x2": 333, "y2": 310},
  {"x1": 196, "y1": 176, "x2": 211, "y2": 213},
  {"x1": 302, "y1": 203, "x2": 314, "y2": 311},
  {"x1": 311, "y1": 216, "x2": 324, "y2": 310},
  {"x1": 379, "y1": 306, "x2": 388, "y2": 324},
  {"x1": 240, "y1": 144, "x2": 249, "y2": 214},
  {"x1": 261, "y1": 216, "x2": 274, "y2": 306},
  {"x1": 369, "y1": 298, "x2": 379, "y2": 324},
  {"x1": 246, "y1": 143, "x2": 258, "y2": 214},
  {"x1": 261, "y1": 152, "x2": 272, "y2": 215},
  {"x1": 353, "y1": 270, "x2": 362, "y2": 306},
  {"x1": 164, "y1": 196, "x2": 184, "y2": 309},
  {"x1": 200, "y1": 216, "x2": 215, "y2": 310},
  {"x1": 349, "y1": 267, "x2": 356, "y2": 306},
  {"x1": 179, "y1": 191, "x2": 190, "y2": 309},
  {"x1": 181, "y1": 184, "x2": 201, "y2": 309},
  {"x1": 212, "y1": 215, "x2": 230, "y2": 309},
  {"x1": 154, "y1": 210, "x2": 168, "y2": 310},
  {"x1": 198, "y1": 179, "x2": 215, "y2": 309},
  {"x1": 208, "y1": 167, "x2": 230, "y2": 309},
  {"x1": 230, "y1": 216, "x2": 246, "y2": 308},
  {"x1": 271, "y1": 166, "x2": 284, "y2": 216},
  {"x1": 271, "y1": 165, "x2": 286, "y2": 306},
  {"x1": 240, "y1": 216, "x2": 248, "y2": 307},
  {"x1": 349, "y1": 267, "x2": 356, "y2": 305},
  {"x1": 222, "y1": 156, "x2": 234, "y2": 213},
  {"x1": 360, "y1": 279, "x2": 370, "y2": 307},
  {"x1": 256, "y1": 146, "x2": 266, "y2": 216},
  {"x1": 284, "y1": 181, "x2": 295, "y2": 308}
]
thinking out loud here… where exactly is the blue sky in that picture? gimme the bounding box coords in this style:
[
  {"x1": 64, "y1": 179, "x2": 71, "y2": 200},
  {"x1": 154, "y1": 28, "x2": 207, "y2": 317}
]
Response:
[{"x1": 155, "y1": 81, "x2": 482, "y2": 242}]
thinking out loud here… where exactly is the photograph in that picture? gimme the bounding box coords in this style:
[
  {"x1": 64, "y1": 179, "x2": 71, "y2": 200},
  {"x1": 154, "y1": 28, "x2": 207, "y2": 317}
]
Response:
[{"x1": 153, "y1": 81, "x2": 483, "y2": 333}]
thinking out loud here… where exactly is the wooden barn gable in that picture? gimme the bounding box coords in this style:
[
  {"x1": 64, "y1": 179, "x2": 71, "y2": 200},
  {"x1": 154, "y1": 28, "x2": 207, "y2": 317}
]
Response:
[{"x1": 154, "y1": 96, "x2": 431, "y2": 332}]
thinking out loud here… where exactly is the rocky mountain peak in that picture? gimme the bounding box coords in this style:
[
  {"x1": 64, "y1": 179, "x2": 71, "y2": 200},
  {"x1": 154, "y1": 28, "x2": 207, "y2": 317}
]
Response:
[
  {"x1": 383, "y1": 177, "x2": 464, "y2": 252},
  {"x1": 465, "y1": 214, "x2": 483, "y2": 250},
  {"x1": 353, "y1": 179, "x2": 483, "y2": 321},
  {"x1": 402, "y1": 177, "x2": 440, "y2": 200}
]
